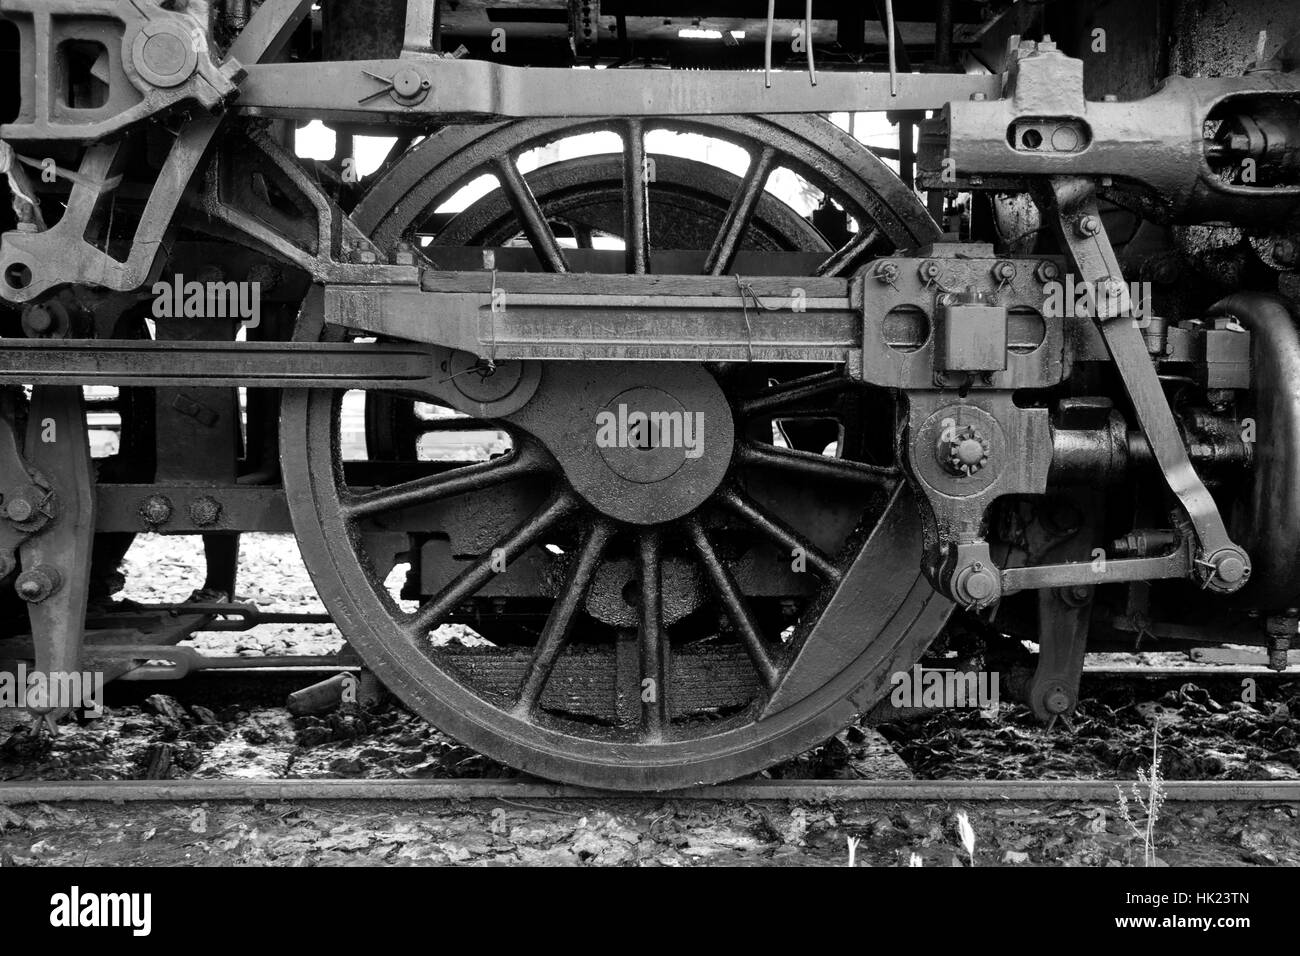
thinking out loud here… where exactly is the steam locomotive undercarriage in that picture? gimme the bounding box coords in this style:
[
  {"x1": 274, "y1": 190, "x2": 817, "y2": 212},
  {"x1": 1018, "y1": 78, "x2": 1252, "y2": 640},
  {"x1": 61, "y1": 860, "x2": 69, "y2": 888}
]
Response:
[{"x1": 2, "y1": 0, "x2": 1300, "y2": 789}]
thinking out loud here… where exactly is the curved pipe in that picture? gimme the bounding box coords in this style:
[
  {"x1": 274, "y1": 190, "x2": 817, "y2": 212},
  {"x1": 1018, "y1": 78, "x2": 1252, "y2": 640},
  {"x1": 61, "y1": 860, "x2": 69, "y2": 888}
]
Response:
[{"x1": 1208, "y1": 292, "x2": 1300, "y2": 610}]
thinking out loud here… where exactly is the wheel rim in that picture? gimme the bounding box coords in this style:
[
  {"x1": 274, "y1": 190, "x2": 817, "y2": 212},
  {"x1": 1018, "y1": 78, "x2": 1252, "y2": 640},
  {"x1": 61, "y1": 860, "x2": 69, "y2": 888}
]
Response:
[{"x1": 281, "y1": 115, "x2": 952, "y2": 789}]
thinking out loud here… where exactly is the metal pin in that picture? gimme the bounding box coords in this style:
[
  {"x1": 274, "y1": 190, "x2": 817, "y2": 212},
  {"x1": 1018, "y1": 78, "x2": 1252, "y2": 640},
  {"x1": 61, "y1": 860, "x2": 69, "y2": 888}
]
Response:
[
  {"x1": 805, "y1": 0, "x2": 817, "y2": 85},
  {"x1": 764, "y1": 0, "x2": 775, "y2": 88},
  {"x1": 885, "y1": 0, "x2": 898, "y2": 96}
]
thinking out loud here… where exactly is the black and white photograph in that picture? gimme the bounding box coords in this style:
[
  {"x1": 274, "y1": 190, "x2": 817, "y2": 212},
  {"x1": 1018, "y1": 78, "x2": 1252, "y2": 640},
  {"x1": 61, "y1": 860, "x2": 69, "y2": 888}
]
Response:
[{"x1": 0, "y1": 0, "x2": 1291, "y2": 929}]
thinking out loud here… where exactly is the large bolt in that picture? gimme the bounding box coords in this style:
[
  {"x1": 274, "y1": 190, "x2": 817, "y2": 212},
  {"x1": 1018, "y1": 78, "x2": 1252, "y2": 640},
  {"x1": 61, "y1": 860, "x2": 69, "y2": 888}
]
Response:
[
  {"x1": 875, "y1": 261, "x2": 900, "y2": 284},
  {"x1": 5, "y1": 495, "x2": 33, "y2": 523},
  {"x1": 953, "y1": 562, "x2": 999, "y2": 607},
  {"x1": 992, "y1": 260, "x2": 1017, "y2": 283},
  {"x1": 188, "y1": 496, "x2": 222, "y2": 528},
  {"x1": 1035, "y1": 260, "x2": 1060, "y2": 285},
  {"x1": 1076, "y1": 215, "x2": 1101, "y2": 238},
  {"x1": 1208, "y1": 548, "x2": 1249, "y2": 589},
  {"x1": 140, "y1": 494, "x2": 174, "y2": 526},
  {"x1": 15, "y1": 564, "x2": 62, "y2": 603},
  {"x1": 391, "y1": 67, "x2": 429, "y2": 100},
  {"x1": 1043, "y1": 685, "x2": 1073, "y2": 715},
  {"x1": 1265, "y1": 612, "x2": 1296, "y2": 672},
  {"x1": 940, "y1": 425, "x2": 989, "y2": 477},
  {"x1": 24, "y1": 306, "x2": 53, "y2": 335}
]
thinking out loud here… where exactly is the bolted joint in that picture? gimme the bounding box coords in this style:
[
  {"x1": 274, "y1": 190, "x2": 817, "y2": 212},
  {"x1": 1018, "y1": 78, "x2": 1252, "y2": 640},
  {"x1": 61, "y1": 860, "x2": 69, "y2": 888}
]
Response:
[
  {"x1": 1, "y1": 484, "x2": 54, "y2": 532},
  {"x1": 1035, "y1": 259, "x2": 1061, "y2": 285},
  {"x1": 1201, "y1": 546, "x2": 1251, "y2": 593},
  {"x1": 1265, "y1": 612, "x2": 1296, "y2": 672},
  {"x1": 188, "y1": 495, "x2": 223, "y2": 528},
  {"x1": 140, "y1": 494, "x2": 174, "y2": 527},
  {"x1": 15, "y1": 564, "x2": 62, "y2": 603},
  {"x1": 940, "y1": 425, "x2": 989, "y2": 477},
  {"x1": 874, "y1": 261, "x2": 900, "y2": 284},
  {"x1": 1075, "y1": 214, "x2": 1102, "y2": 238},
  {"x1": 1041, "y1": 682, "x2": 1075, "y2": 716},
  {"x1": 917, "y1": 259, "x2": 943, "y2": 283},
  {"x1": 952, "y1": 561, "x2": 1000, "y2": 608}
]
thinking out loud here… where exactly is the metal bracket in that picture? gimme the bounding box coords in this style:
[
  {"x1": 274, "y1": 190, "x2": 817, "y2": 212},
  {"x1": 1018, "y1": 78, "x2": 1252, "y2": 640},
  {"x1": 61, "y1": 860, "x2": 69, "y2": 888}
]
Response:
[
  {"x1": 16, "y1": 386, "x2": 95, "y2": 721},
  {"x1": 0, "y1": 0, "x2": 316, "y2": 304},
  {"x1": 1049, "y1": 177, "x2": 1251, "y2": 595}
]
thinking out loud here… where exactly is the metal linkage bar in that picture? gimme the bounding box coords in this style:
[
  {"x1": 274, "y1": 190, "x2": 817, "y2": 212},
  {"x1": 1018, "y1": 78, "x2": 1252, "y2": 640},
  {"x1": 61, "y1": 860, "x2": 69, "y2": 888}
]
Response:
[
  {"x1": 0, "y1": 340, "x2": 437, "y2": 391},
  {"x1": 1049, "y1": 177, "x2": 1251, "y2": 594},
  {"x1": 234, "y1": 59, "x2": 1003, "y2": 123},
  {"x1": 326, "y1": 272, "x2": 861, "y2": 364},
  {"x1": 1001, "y1": 546, "x2": 1192, "y2": 597}
]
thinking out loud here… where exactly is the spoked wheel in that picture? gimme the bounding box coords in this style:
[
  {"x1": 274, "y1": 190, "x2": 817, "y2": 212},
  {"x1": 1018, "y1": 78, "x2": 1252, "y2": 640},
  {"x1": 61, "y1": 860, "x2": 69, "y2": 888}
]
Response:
[{"x1": 280, "y1": 116, "x2": 953, "y2": 789}]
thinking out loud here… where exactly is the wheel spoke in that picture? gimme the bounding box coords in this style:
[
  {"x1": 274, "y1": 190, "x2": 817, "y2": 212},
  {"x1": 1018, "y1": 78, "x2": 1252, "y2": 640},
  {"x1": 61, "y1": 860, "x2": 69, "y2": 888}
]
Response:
[
  {"x1": 491, "y1": 155, "x2": 569, "y2": 272},
  {"x1": 704, "y1": 146, "x2": 776, "y2": 276},
  {"x1": 737, "y1": 369, "x2": 851, "y2": 418},
  {"x1": 638, "y1": 527, "x2": 668, "y2": 738},
  {"x1": 344, "y1": 441, "x2": 545, "y2": 520},
  {"x1": 686, "y1": 518, "x2": 779, "y2": 692},
  {"x1": 735, "y1": 440, "x2": 897, "y2": 488},
  {"x1": 408, "y1": 490, "x2": 577, "y2": 636},
  {"x1": 717, "y1": 487, "x2": 843, "y2": 583},
  {"x1": 815, "y1": 226, "x2": 883, "y2": 277},
  {"x1": 512, "y1": 520, "x2": 615, "y2": 716},
  {"x1": 622, "y1": 119, "x2": 651, "y2": 274}
]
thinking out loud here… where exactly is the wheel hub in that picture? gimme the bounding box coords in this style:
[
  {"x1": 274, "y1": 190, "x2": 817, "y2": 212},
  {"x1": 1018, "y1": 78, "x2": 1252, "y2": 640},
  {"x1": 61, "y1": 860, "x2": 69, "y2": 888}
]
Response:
[{"x1": 508, "y1": 363, "x2": 734, "y2": 526}]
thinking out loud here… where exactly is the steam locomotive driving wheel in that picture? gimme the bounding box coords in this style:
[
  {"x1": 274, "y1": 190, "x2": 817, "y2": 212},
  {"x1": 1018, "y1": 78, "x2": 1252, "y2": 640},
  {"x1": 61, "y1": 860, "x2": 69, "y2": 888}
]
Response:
[{"x1": 280, "y1": 115, "x2": 953, "y2": 789}]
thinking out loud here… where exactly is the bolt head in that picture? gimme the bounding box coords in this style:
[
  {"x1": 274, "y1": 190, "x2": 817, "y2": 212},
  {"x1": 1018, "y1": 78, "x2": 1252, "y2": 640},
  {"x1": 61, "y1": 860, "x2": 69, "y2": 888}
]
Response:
[
  {"x1": 959, "y1": 566, "x2": 998, "y2": 602},
  {"x1": 14, "y1": 565, "x2": 60, "y2": 603},
  {"x1": 24, "y1": 306, "x2": 52, "y2": 334},
  {"x1": 1273, "y1": 239, "x2": 1297, "y2": 266},
  {"x1": 1076, "y1": 215, "x2": 1101, "y2": 237},
  {"x1": 392, "y1": 67, "x2": 427, "y2": 99},
  {"x1": 5, "y1": 496, "x2": 33, "y2": 523},
  {"x1": 188, "y1": 496, "x2": 222, "y2": 528},
  {"x1": 1044, "y1": 687, "x2": 1073, "y2": 714},
  {"x1": 141, "y1": 495, "x2": 173, "y2": 526},
  {"x1": 1036, "y1": 260, "x2": 1060, "y2": 284},
  {"x1": 1215, "y1": 553, "x2": 1247, "y2": 585}
]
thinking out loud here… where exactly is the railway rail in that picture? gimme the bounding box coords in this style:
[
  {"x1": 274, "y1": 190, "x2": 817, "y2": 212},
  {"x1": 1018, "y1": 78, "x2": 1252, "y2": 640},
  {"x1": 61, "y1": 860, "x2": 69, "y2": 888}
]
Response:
[{"x1": 2, "y1": 777, "x2": 1298, "y2": 805}]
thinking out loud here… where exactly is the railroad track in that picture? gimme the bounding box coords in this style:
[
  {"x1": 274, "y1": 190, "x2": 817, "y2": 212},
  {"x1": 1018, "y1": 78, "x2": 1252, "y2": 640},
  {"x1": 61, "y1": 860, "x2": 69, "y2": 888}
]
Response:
[
  {"x1": 98, "y1": 656, "x2": 1300, "y2": 682},
  {"x1": 2, "y1": 778, "x2": 1298, "y2": 804}
]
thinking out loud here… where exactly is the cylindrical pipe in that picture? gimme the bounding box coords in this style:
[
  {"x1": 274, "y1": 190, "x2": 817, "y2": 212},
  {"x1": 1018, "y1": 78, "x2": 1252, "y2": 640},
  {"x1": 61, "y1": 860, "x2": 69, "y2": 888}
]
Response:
[
  {"x1": 934, "y1": 0, "x2": 953, "y2": 70},
  {"x1": 1207, "y1": 293, "x2": 1300, "y2": 609}
]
